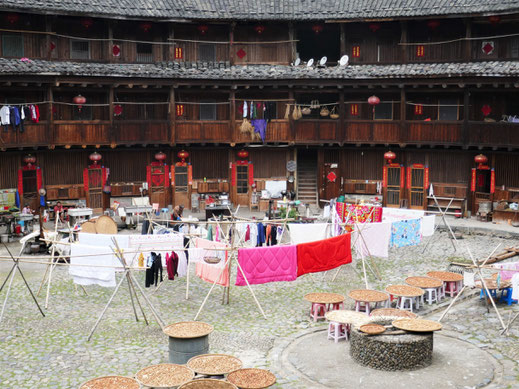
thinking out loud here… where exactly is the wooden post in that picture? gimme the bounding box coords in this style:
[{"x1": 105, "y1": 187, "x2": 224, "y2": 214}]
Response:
[
  {"x1": 289, "y1": 23, "x2": 297, "y2": 62},
  {"x1": 400, "y1": 88, "x2": 406, "y2": 143},
  {"x1": 230, "y1": 89, "x2": 236, "y2": 144},
  {"x1": 168, "y1": 24, "x2": 175, "y2": 61},
  {"x1": 229, "y1": 23, "x2": 235, "y2": 65},
  {"x1": 339, "y1": 90, "x2": 345, "y2": 145},
  {"x1": 47, "y1": 86, "x2": 54, "y2": 147},
  {"x1": 170, "y1": 86, "x2": 176, "y2": 146},
  {"x1": 108, "y1": 86, "x2": 114, "y2": 144},
  {"x1": 463, "y1": 89, "x2": 469, "y2": 145},
  {"x1": 45, "y1": 16, "x2": 52, "y2": 60},
  {"x1": 340, "y1": 24, "x2": 346, "y2": 57},
  {"x1": 289, "y1": 90, "x2": 295, "y2": 142},
  {"x1": 108, "y1": 22, "x2": 114, "y2": 63},
  {"x1": 464, "y1": 19, "x2": 472, "y2": 61},
  {"x1": 400, "y1": 21, "x2": 407, "y2": 64}
]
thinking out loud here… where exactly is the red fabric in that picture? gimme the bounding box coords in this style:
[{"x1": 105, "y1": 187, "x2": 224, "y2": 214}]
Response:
[
  {"x1": 83, "y1": 168, "x2": 89, "y2": 192},
  {"x1": 102, "y1": 167, "x2": 107, "y2": 187},
  {"x1": 17, "y1": 169, "x2": 23, "y2": 196},
  {"x1": 164, "y1": 165, "x2": 169, "y2": 188},
  {"x1": 296, "y1": 233, "x2": 352, "y2": 277},
  {"x1": 231, "y1": 163, "x2": 236, "y2": 186},
  {"x1": 248, "y1": 163, "x2": 254, "y2": 186},
  {"x1": 188, "y1": 165, "x2": 193, "y2": 185},
  {"x1": 245, "y1": 225, "x2": 250, "y2": 241},
  {"x1": 36, "y1": 168, "x2": 43, "y2": 191},
  {"x1": 166, "y1": 252, "x2": 179, "y2": 280}
]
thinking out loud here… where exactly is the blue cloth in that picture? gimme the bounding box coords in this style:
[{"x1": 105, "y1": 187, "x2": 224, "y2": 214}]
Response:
[
  {"x1": 10, "y1": 106, "x2": 20, "y2": 131},
  {"x1": 390, "y1": 218, "x2": 421, "y2": 248},
  {"x1": 39, "y1": 195, "x2": 45, "y2": 207},
  {"x1": 256, "y1": 223, "x2": 266, "y2": 247},
  {"x1": 251, "y1": 119, "x2": 267, "y2": 142},
  {"x1": 15, "y1": 191, "x2": 20, "y2": 208}
]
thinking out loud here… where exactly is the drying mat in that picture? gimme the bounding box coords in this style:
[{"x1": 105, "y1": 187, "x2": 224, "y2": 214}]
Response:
[
  {"x1": 227, "y1": 368, "x2": 277, "y2": 389},
  {"x1": 80, "y1": 375, "x2": 140, "y2": 389},
  {"x1": 179, "y1": 379, "x2": 238, "y2": 389},
  {"x1": 359, "y1": 323, "x2": 386, "y2": 335},
  {"x1": 325, "y1": 310, "x2": 369, "y2": 326},
  {"x1": 303, "y1": 292, "x2": 345, "y2": 304},
  {"x1": 475, "y1": 279, "x2": 511, "y2": 290},
  {"x1": 392, "y1": 318, "x2": 443, "y2": 333},
  {"x1": 370, "y1": 308, "x2": 418, "y2": 319},
  {"x1": 81, "y1": 220, "x2": 96, "y2": 234},
  {"x1": 385, "y1": 285, "x2": 425, "y2": 297},
  {"x1": 348, "y1": 289, "x2": 389, "y2": 303},
  {"x1": 95, "y1": 215, "x2": 118, "y2": 235},
  {"x1": 427, "y1": 271, "x2": 463, "y2": 282},
  {"x1": 405, "y1": 276, "x2": 443, "y2": 289},
  {"x1": 135, "y1": 364, "x2": 194, "y2": 388},
  {"x1": 163, "y1": 321, "x2": 213, "y2": 339},
  {"x1": 187, "y1": 354, "x2": 243, "y2": 376}
]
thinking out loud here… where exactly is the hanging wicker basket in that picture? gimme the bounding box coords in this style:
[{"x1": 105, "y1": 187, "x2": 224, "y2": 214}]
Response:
[
  {"x1": 320, "y1": 107, "x2": 330, "y2": 117},
  {"x1": 330, "y1": 106, "x2": 339, "y2": 119},
  {"x1": 301, "y1": 107, "x2": 312, "y2": 115}
]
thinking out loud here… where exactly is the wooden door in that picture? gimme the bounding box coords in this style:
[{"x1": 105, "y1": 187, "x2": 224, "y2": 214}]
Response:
[
  {"x1": 149, "y1": 165, "x2": 169, "y2": 207},
  {"x1": 173, "y1": 165, "x2": 189, "y2": 208},
  {"x1": 322, "y1": 163, "x2": 341, "y2": 201},
  {"x1": 232, "y1": 164, "x2": 250, "y2": 206},
  {"x1": 385, "y1": 166, "x2": 402, "y2": 208},
  {"x1": 472, "y1": 168, "x2": 494, "y2": 214},
  {"x1": 408, "y1": 166, "x2": 426, "y2": 210},
  {"x1": 21, "y1": 169, "x2": 39, "y2": 210},
  {"x1": 87, "y1": 168, "x2": 103, "y2": 210}
]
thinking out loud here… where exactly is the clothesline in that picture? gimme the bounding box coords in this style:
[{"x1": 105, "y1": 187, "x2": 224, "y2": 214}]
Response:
[{"x1": 399, "y1": 32, "x2": 519, "y2": 46}]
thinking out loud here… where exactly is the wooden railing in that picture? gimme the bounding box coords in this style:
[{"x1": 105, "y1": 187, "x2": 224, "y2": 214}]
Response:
[
  {"x1": 406, "y1": 121, "x2": 463, "y2": 145},
  {"x1": 0, "y1": 123, "x2": 49, "y2": 148},
  {"x1": 467, "y1": 122, "x2": 519, "y2": 147},
  {"x1": 113, "y1": 121, "x2": 169, "y2": 144},
  {"x1": 53, "y1": 121, "x2": 111, "y2": 146},
  {"x1": 175, "y1": 120, "x2": 231, "y2": 143},
  {"x1": 344, "y1": 121, "x2": 400, "y2": 143},
  {"x1": 295, "y1": 120, "x2": 339, "y2": 143}
]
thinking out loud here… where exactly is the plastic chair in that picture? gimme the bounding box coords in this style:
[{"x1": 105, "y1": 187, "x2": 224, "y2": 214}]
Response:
[{"x1": 327, "y1": 322, "x2": 347, "y2": 343}]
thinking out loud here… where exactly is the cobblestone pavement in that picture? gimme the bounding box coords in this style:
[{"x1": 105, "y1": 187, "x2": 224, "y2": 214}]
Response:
[{"x1": 0, "y1": 230, "x2": 518, "y2": 388}]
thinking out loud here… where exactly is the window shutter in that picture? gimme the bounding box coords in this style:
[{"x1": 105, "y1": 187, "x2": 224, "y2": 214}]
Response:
[{"x1": 2, "y1": 34, "x2": 24, "y2": 57}]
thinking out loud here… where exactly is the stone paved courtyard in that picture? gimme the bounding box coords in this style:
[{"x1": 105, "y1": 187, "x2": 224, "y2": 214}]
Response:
[{"x1": 0, "y1": 227, "x2": 518, "y2": 388}]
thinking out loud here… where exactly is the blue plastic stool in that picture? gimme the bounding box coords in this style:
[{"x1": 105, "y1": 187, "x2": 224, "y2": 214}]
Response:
[
  {"x1": 500, "y1": 288, "x2": 518, "y2": 306},
  {"x1": 479, "y1": 288, "x2": 498, "y2": 299}
]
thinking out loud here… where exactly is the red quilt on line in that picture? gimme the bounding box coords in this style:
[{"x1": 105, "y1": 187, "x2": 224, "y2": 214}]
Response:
[{"x1": 296, "y1": 233, "x2": 352, "y2": 277}]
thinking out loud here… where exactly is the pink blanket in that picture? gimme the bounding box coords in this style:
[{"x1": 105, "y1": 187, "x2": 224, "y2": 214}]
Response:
[{"x1": 236, "y1": 245, "x2": 297, "y2": 286}]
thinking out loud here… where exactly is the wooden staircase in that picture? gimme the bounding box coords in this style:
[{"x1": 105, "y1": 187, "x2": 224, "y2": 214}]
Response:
[{"x1": 297, "y1": 161, "x2": 318, "y2": 206}]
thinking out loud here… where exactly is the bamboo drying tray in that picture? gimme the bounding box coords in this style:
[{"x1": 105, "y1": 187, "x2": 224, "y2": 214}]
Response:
[
  {"x1": 385, "y1": 285, "x2": 425, "y2": 297},
  {"x1": 348, "y1": 289, "x2": 389, "y2": 303},
  {"x1": 405, "y1": 276, "x2": 443, "y2": 289},
  {"x1": 81, "y1": 220, "x2": 97, "y2": 234},
  {"x1": 179, "y1": 379, "x2": 238, "y2": 389},
  {"x1": 227, "y1": 368, "x2": 277, "y2": 389},
  {"x1": 370, "y1": 308, "x2": 417, "y2": 319},
  {"x1": 303, "y1": 292, "x2": 345, "y2": 304},
  {"x1": 426, "y1": 271, "x2": 463, "y2": 282},
  {"x1": 187, "y1": 354, "x2": 243, "y2": 376},
  {"x1": 80, "y1": 376, "x2": 140, "y2": 389},
  {"x1": 135, "y1": 364, "x2": 194, "y2": 388},
  {"x1": 359, "y1": 323, "x2": 386, "y2": 335},
  {"x1": 392, "y1": 318, "x2": 443, "y2": 333},
  {"x1": 325, "y1": 310, "x2": 369, "y2": 326},
  {"x1": 476, "y1": 279, "x2": 511, "y2": 290},
  {"x1": 163, "y1": 321, "x2": 213, "y2": 339}
]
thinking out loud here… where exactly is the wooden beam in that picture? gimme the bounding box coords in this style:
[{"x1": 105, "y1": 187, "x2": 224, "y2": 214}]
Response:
[
  {"x1": 400, "y1": 88, "x2": 406, "y2": 143},
  {"x1": 340, "y1": 23, "x2": 346, "y2": 57},
  {"x1": 108, "y1": 21, "x2": 114, "y2": 63},
  {"x1": 168, "y1": 23, "x2": 175, "y2": 61},
  {"x1": 464, "y1": 18, "x2": 472, "y2": 61},
  {"x1": 289, "y1": 22, "x2": 297, "y2": 63},
  {"x1": 229, "y1": 22, "x2": 235, "y2": 66},
  {"x1": 109, "y1": 86, "x2": 114, "y2": 144},
  {"x1": 230, "y1": 90, "x2": 236, "y2": 144},
  {"x1": 400, "y1": 21, "x2": 408, "y2": 64},
  {"x1": 169, "y1": 86, "x2": 176, "y2": 146}
]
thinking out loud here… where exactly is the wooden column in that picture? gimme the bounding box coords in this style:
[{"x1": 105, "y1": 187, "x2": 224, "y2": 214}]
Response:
[
  {"x1": 108, "y1": 22, "x2": 114, "y2": 63},
  {"x1": 47, "y1": 86, "x2": 54, "y2": 147},
  {"x1": 289, "y1": 23, "x2": 297, "y2": 62},
  {"x1": 168, "y1": 24, "x2": 175, "y2": 61},
  {"x1": 400, "y1": 88, "x2": 406, "y2": 143},
  {"x1": 464, "y1": 19, "x2": 472, "y2": 61},
  {"x1": 169, "y1": 86, "x2": 176, "y2": 146},
  {"x1": 340, "y1": 23, "x2": 346, "y2": 57},
  {"x1": 339, "y1": 89, "x2": 345, "y2": 145},
  {"x1": 230, "y1": 89, "x2": 236, "y2": 144},
  {"x1": 108, "y1": 86, "x2": 114, "y2": 144},
  {"x1": 400, "y1": 21, "x2": 408, "y2": 64},
  {"x1": 289, "y1": 90, "x2": 295, "y2": 143},
  {"x1": 45, "y1": 17, "x2": 52, "y2": 60},
  {"x1": 229, "y1": 23, "x2": 235, "y2": 65},
  {"x1": 463, "y1": 89, "x2": 469, "y2": 145}
]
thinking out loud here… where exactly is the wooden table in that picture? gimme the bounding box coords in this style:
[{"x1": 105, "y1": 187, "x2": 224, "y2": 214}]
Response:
[
  {"x1": 348, "y1": 289, "x2": 389, "y2": 315},
  {"x1": 427, "y1": 271, "x2": 463, "y2": 298}
]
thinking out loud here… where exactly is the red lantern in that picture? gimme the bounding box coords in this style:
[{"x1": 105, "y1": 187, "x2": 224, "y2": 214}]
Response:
[
  {"x1": 237, "y1": 149, "x2": 249, "y2": 160},
  {"x1": 369, "y1": 23, "x2": 381, "y2": 33},
  {"x1": 368, "y1": 95, "x2": 380, "y2": 106},
  {"x1": 155, "y1": 151, "x2": 166, "y2": 162},
  {"x1": 81, "y1": 18, "x2": 93, "y2": 29},
  {"x1": 254, "y1": 25, "x2": 265, "y2": 34},
  {"x1": 197, "y1": 25, "x2": 209, "y2": 35},
  {"x1": 312, "y1": 24, "x2": 323, "y2": 34},
  {"x1": 73, "y1": 94, "x2": 86, "y2": 111},
  {"x1": 384, "y1": 151, "x2": 396, "y2": 165},
  {"x1": 114, "y1": 104, "x2": 123, "y2": 116},
  {"x1": 427, "y1": 20, "x2": 440, "y2": 30},
  {"x1": 139, "y1": 22, "x2": 152, "y2": 33},
  {"x1": 6, "y1": 13, "x2": 19, "y2": 25},
  {"x1": 89, "y1": 151, "x2": 102, "y2": 165},
  {"x1": 481, "y1": 104, "x2": 492, "y2": 117},
  {"x1": 474, "y1": 154, "x2": 488, "y2": 169},
  {"x1": 177, "y1": 150, "x2": 189, "y2": 163},
  {"x1": 488, "y1": 15, "x2": 501, "y2": 24},
  {"x1": 23, "y1": 154, "x2": 36, "y2": 167}
]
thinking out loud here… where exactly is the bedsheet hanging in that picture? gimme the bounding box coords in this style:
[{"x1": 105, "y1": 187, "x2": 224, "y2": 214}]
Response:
[
  {"x1": 390, "y1": 218, "x2": 422, "y2": 248},
  {"x1": 296, "y1": 233, "x2": 352, "y2": 277}
]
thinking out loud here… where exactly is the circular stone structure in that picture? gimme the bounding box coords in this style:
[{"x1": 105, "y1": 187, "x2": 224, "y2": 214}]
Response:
[{"x1": 350, "y1": 320, "x2": 433, "y2": 371}]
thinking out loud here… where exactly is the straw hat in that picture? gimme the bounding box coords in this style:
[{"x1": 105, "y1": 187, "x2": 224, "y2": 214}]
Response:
[{"x1": 95, "y1": 215, "x2": 118, "y2": 235}]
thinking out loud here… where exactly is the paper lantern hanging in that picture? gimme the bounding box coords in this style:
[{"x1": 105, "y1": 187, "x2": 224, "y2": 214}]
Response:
[
  {"x1": 369, "y1": 23, "x2": 381, "y2": 33},
  {"x1": 73, "y1": 94, "x2": 86, "y2": 111},
  {"x1": 112, "y1": 44, "x2": 121, "y2": 57},
  {"x1": 427, "y1": 20, "x2": 440, "y2": 30},
  {"x1": 474, "y1": 154, "x2": 488, "y2": 169},
  {"x1": 23, "y1": 154, "x2": 36, "y2": 167},
  {"x1": 488, "y1": 15, "x2": 501, "y2": 24},
  {"x1": 368, "y1": 95, "x2": 380, "y2": 116},
  {"x1": 481, "y1": 104, "x2": 492, "y2": 117},
  {"x1": 81, "y1": 18, "x2": 93, "y2": 29},
  {"x1": 237, "y1": 149, "x2": 249, "y2": 160},
  {"x1": 155, "y1": 151, "x2": 166, "y2": 162},
  {"x1": 254, "y1": 25, "x2": 265, "y2": 34},
  {"x1": 113, "y1": 104, "x2": 123, "y2": 116},
  {"x1": 384, "y1": 151, "x2": 396, "y2": 164},
  {"x1": 197, "y1": 25, "x2": 209, "y2": 35},
  {"x1": 139, "y1": 22, "x2": 152, "y2": 33},
  {"x1": 6, "y1": 13, "x2": 19, "y2": 25},
  {"x1": 177, "y1": 150, "x2": 189, "y2": 163},
  {"x1": 312, "y1": 24, "x2": 323, "y2": 34},
  {"x1": 89, "y1": 151, "x2": 102, "y2": 165}
]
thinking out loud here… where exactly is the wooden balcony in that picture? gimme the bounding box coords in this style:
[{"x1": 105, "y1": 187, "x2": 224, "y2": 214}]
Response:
[
  {"x1": 175, "y1": 120, "x2": 231, "y2": 143},
  {"x1": 233, "y1": 120, "x2": 290, "y2": 143},
  {"x1": 344, "y1": 121, "x2": 401, "y2": 143},
  {"x1": 53, "y1": 121, "x2": 111, "y2": 146},
  {"x1": 113, "y1": 121, "x2": 169, "y2": 144},
  {"x1": 406, "y1": 121, "x2": 463, "y2": 145},
  {"x1": 468, "y1": 122, "x2": 519, "y2": 148},
  {"x1": 0, "y1": 123, "x2": 49, "y2": 147}
]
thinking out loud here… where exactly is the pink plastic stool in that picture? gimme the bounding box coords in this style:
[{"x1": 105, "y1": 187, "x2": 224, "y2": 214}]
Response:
[{"x1": 310, "y1": 303, "x2": 327, "y2": 321}]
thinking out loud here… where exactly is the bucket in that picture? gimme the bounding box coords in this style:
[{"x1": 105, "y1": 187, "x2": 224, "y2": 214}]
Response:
[
  {"x1": 15, "y1": 225, "x2": 21, "y2": 234},
  {"x1": 168, "y1": 335, "x2": 209, "y2": 364},
  {"x1": 0, "y1": 234, "x2": 8, "y2": 243}
]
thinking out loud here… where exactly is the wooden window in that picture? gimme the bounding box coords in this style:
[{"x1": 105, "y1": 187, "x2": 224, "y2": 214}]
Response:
[
  {"x1": 352, "y1": 45, "x2": 360, "y2": 58},
  {"x1": 510, "y1": 38, "x2": 519, "y2": 58},
  {"x1": 22, "y1": 170, "x2": 37, "y2": 194},
  {"x1": 136, "y1": 43, "x2": 153, "y2": 63},
  {"x1": 2, "y1": 34, "x2": 23, "y2": 57},
  {"x1": 198, "y1": 43, "x2": 216, "y2": 62},
  {"x1": 438, "y1": 98, "x2": 459, "y2": 121},
  {"x1": 374, "y1": 102, "x2": 393, "y2": 120},
  {"x1": 236, "y1": 165, "x2": 248, "y2": 194},
  {"x1": 175, "y1": 166, "x2": 188, "y2": 192},
  {"x1": 70, "y1": 40, "x2": 90, "y2": 60},
  {"x1": 199, "y1": 101, "x2": 216, "y2": 120}
]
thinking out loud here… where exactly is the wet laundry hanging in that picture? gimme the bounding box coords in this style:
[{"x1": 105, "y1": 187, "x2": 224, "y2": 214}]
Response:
[
  {"x1": 165, "y1": 251, "x2": 179, "y2": 280},
  {"x1": 145, "y1": 252, "x2": 163, "y2": 287},
  {"x1": 251, "y1": 119, "x2": 267, "y2": 142}
]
